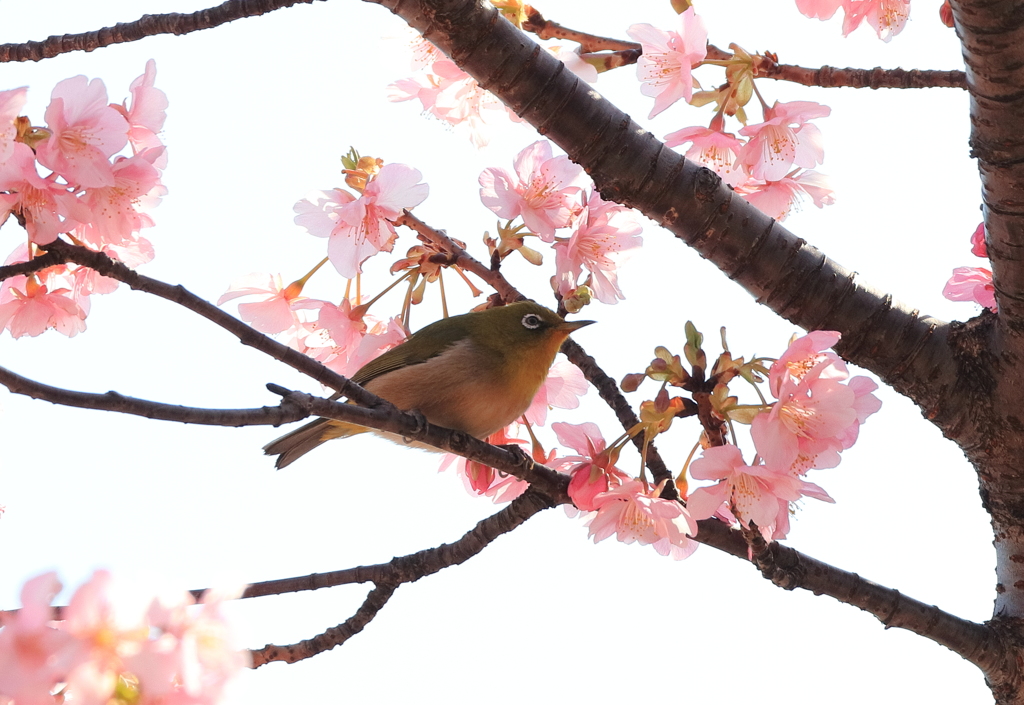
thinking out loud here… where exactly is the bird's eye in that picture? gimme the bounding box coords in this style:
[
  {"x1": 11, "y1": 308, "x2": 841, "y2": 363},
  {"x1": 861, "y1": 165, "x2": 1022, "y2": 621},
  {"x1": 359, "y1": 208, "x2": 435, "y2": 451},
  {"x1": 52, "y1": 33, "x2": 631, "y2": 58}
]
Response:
[{"x1": 521, "y1": 313, "x2": 543, "y2": 330}]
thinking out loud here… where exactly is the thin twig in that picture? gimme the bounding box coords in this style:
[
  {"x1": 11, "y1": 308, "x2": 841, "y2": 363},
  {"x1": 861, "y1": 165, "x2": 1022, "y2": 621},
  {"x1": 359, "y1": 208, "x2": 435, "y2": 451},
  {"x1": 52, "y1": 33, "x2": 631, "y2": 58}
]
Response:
[
  {"x1": 0, "y1": 0, "x2": 323, "y2": 62},
  {"x1": 249, "y1": 583, "x2": 398, "y2": 667}
]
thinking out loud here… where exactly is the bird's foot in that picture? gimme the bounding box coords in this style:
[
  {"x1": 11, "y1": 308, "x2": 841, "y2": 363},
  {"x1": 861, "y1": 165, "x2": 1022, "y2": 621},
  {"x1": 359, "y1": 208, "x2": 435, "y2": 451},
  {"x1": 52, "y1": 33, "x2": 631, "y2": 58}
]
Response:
[{"x1": 497, "y1": 443, "x2": 536, "y2": 472}]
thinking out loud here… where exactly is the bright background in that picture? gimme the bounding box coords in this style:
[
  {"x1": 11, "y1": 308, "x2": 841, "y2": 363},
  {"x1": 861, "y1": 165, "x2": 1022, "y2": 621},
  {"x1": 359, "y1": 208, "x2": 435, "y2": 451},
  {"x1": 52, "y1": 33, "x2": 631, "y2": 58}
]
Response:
[{"x1": 0, "y1": 1, "x2": 993, "y2": 703}]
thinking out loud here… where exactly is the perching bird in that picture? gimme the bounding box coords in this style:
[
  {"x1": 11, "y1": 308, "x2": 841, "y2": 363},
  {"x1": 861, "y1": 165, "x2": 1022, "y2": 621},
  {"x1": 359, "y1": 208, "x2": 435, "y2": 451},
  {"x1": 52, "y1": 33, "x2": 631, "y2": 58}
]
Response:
[{"x1": 264, "y1": 300, "x2": 594, "y2": 468}]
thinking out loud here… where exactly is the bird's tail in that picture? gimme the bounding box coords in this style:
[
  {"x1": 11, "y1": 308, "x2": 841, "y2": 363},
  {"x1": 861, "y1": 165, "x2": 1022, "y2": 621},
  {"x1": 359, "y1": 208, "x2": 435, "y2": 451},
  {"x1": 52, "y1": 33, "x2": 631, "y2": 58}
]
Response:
[{"x1": 263, "y1": 418, "x2": 367, "y2": 469}]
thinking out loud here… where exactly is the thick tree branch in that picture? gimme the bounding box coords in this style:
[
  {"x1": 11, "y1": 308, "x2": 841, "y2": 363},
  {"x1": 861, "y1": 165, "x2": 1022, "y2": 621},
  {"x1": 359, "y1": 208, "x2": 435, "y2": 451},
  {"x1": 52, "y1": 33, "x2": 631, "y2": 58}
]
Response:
[
  {"x1": 0, "y1": 0, "x2": 323, "y2": 62},
  {"x1": 950, "y1": 1, "x2": 1024, "y2": 331}
]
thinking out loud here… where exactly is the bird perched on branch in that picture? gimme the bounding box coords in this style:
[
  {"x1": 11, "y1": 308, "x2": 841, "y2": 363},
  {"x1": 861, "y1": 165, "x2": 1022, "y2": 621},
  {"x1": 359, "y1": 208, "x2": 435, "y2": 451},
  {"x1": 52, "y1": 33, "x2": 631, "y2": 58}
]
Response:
[{"x1": 264, "y1": 300, "x2": 594, "y2": 468}]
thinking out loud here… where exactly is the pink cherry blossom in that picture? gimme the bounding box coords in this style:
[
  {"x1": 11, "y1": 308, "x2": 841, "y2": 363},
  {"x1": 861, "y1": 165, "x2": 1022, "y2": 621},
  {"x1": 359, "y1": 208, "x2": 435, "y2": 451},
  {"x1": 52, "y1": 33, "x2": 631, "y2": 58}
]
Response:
[
  {"x1": 479, "y1": 140, "x2": 591, "y2": 241},
  {"x1": 795, "y1": 0, "x2": 844, "y2": 19},
  {"x1": 0, "y1": 276, "x2": 87, "y2": 338},
  {"x1": 944, "y1": 266, "x2": 997, "y2": 311},
  {"x1": 111, "y1": 59, "x2": 168, "y2": 161},
  {"x1": 0, "y1": 144, "x2": 92, "y2": 245},
  {"x1": 311, "y1": 314, "x2": 407, "y2": 378},
  {"x1": 768, "y1": 329, "x2": 846, "y2": 398},
  {"x1": 218, "y1": 272, "x2": 325, "y2": 335},
  {"x1": 0, "y1": 87, "x2": 27, "y2": 164},
  {"x1": 547, "y1": 45, "x2": 598, "y2": 83},
  {"x1": 971, "y1": 222, "x2": 987, "y2": 258},
  {"x1": 0, "y1": 572, "x2": 74, "y2": 705},
  {"x1": 738, "y1": 101, "x2": 831, "y2": 182},
  {"x1": 751, "y1": 374, "x2": 858, "y2": 474},
  {"x1": 36, "y1": 75, "x2": 129, "y2": 188},
  {"x1": 524, "y1": 358, "x2": 589, "y2": 426},
  {"x1": 842, "y1": 0, "x2": 910, "y2": 41},
  {"x1": 626, "y1": 8, "x2": 708, "y2": 119},
  {"x1": 75, "y1": 150, "x2": 165, "y2": 249},
  {"x1": 552, "y1": 421, "x2": 630, "y2": 512},
  {"x1": 586, "y1": 479, "x2": 698, "y2": 559},
  {"x1": 687, "y1": 444, "x2": 832, "y2": 539},
  {"x1": 664, "y1": 126, "x2": 746, "y2": 187},
  {"x1": 438, "y1": 427, "x2": 530, "y2": 503},
  {"x1": 128, "y1": 588, "x2": 249, "y2": 705},
  {"x1": 738, "y1": 169, "x2": 835, "y2": 221},
  {"x1": 389, "y1": 59, "x2": 513, "y2": 149},
  {"x1": 552, "y1": 190, "x2": 643, "y2": 304},
  {"x1": 295, "y1": 163, "x2": 428, "y2": 279}
]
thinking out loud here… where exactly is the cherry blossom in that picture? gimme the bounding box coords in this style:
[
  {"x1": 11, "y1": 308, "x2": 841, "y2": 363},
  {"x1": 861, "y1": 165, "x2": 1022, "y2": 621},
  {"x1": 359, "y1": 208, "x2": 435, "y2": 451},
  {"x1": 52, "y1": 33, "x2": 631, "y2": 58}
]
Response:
[
  {"x1": 547, "y1": 45, "x2": 598, "y2": 83},
  {"x1": 0, "y1": 87, "x2": 27, "y2": 164},
  {"x1": 0, "y1": 571, "x2": 247, "y2": 705},
  {"x1": 294, "y1": 163, "x2": 429, "y2": 278},
  {"x1": 752, "y1": 331, "x2": 880, "y2": 474},
  {"x1": 842, "y1": 0, "x2": 910, "y2": 41},
  {"x1": 438, "y1": 427, "x2": 530, "y2": 503},
  {"x1": 664, "y1": 125, "x2": 746, "y2": 186},
  {"x1": 0, "y1": 572, "x2": 73, "y2": 705},
  {"x1": 0, "y1": 274, "x2": 87, "y2": 338},
  {"x1": 479, "y1": 140, "x2": 590, "y2": 240},
  {"x1": 75, "y1": 150, "x2": 166, "y2": 249},
  {"x1": 524, "y1": 358, "x2": 589, "y2": 426},
  {"x1": 795, "y1": 0, "x2": 843, "y2": 19},
  {"x1": 218, "y1": 272, "x2": 325, "y2": 335},
  {"x1": 552, "y1": 190, "x2": 643, "y2": 304},
  {"x1": 971, "y1": 222, "x2": 987, "y2": 258},
  {"x1": 36, "y1": 75, "x2": 129, "y2": 188},
  {"x1": 738, "y1": 101, "x2": 830, "y2": 182},
  {"x1": 737, "y1": 169, "x2": 835, "y2": 221},
  {"x1": 112, "y1": 59, "x2": 169, "y2": 160},
  {"x1": 626, "y1": 8, "x2": 708, "y2": 118},
  {"x1": 389, "y1": 59, "x2": 514, "y2": 148},
  {"x1": 586, "y1": 479, "x2": 698, "y2": 559},
  {"x1": 0, "y1": 144, "x2": 92, "y2": 245},
  {"x1": 944, "y1": 266, "x2": 996, "y2": 311},
  {"x1": 687, "y1": 444, "x2": 832, "y2": 539},
  {"x1": 552, "y1": 421, "x2": 629, "y2": 512}
]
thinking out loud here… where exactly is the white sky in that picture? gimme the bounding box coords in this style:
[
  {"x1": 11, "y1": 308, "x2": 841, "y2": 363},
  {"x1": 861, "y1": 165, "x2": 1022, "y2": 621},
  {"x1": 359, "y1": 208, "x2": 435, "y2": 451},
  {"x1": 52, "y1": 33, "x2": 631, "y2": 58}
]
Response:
[{"x1": 0, "y1": 1, "x2": 994, "y2": 703}]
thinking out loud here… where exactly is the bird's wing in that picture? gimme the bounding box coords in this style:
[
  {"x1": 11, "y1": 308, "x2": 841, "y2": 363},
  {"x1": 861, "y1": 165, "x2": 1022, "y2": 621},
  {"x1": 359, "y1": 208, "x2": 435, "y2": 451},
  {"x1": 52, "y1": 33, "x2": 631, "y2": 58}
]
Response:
[{"x1": 350, "y1": 314, "x2": 474, "y2": 387}]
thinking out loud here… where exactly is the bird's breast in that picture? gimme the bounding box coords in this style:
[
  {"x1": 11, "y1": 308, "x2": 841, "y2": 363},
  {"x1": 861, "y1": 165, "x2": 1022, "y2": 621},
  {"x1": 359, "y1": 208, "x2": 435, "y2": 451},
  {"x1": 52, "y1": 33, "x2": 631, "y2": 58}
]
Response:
[{"x1": 364, "y1": 339, "x2": 545, "y2": 439}]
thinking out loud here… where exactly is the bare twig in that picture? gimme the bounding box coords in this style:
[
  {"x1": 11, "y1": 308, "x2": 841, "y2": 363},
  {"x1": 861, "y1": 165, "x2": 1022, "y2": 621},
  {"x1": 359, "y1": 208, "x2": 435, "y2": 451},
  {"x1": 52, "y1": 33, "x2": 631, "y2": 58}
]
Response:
[
  {"x1": 0, "y1": 365, "x2": 308, "y2": 427},
  {"x1": 0, "y1": 0, "x2": 324, "y2": 62},
  {"x1": 249, "y1": 583, "x2": 398, "y2": 667}
]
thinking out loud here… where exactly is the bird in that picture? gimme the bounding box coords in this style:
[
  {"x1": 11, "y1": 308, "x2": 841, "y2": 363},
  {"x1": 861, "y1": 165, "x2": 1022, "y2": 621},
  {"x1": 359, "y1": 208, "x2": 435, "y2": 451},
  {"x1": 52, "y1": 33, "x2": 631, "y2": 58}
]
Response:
[{"x1": 263, "y1": 300, "x2": 594, "y2": 468}]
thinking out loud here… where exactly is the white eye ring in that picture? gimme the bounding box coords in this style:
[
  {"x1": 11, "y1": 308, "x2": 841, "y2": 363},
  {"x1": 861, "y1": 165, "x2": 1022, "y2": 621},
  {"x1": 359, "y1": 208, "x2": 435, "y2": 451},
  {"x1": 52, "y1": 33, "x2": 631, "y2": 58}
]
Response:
[{"x1": 522, "y1": 313, "x2": 542, "y2": 330}]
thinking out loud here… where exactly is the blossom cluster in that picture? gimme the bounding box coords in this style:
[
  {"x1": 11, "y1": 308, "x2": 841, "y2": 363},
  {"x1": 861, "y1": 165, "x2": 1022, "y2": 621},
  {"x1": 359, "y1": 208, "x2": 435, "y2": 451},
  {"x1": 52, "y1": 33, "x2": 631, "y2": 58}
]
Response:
[
  {"x1": 0, "y1": 62, "x2": 168, "y2": 338},
  {"x1": 387, "y1": 33, "x2": 596, "y2": 149},
  {"x1": 479, "y1": 140, "x2": 644, "y2": 305},
  {"x1": 795, "y1": 0, "x2": 911, "y2": 41},
  {"x1": 943, "y1": 222, "x2": 996, "y2": 311},
  {"x1": 665, "y1": 102, "x2": 835, "y2": 222},
  {"x1": 0, "y1": 570, "x2": 247, "y2": 705},
  {"x1": 687, "y1": 331, "x2": 880, "y2": 540}
]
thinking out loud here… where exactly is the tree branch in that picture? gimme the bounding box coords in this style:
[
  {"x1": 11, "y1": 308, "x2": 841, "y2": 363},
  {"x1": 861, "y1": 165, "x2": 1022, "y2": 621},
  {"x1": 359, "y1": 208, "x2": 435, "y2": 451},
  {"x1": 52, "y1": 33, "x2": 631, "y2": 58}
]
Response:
[
  {"x1": 249, "y1": 583, "x2": 397, "y2": 667},
  {"x1": 521, "y1": 8, "x2": 966, "y2": 89},
  {"x1": 0, "y1": 365, "x2": 309, "y2": 427},
  {"x1": 0, "y1": 0, "x2": 323, "y2": 62}
]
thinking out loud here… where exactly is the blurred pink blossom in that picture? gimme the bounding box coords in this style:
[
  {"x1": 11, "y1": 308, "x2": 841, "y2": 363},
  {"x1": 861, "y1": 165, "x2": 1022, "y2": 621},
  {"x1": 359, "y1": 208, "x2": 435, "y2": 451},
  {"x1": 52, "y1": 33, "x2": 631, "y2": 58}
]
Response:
[
  {"x1": 944, "y1": 266, "x2": 996, "y2": 311},
  {"x1": 524, "y1": 358, "x2": 589, "y2": 426},
  {"x1": 664, "y1": 126, "x2": 746, "y2": 186}
]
